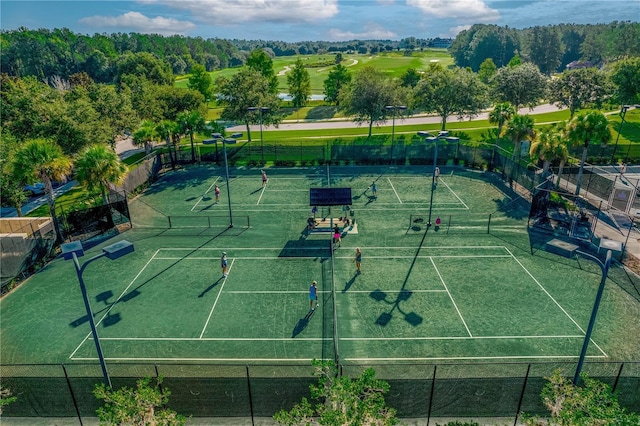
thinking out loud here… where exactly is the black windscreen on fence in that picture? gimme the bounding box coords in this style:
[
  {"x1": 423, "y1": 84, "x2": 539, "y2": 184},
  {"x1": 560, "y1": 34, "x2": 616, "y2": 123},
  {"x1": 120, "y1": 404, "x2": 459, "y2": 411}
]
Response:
[{"x1": 1, "y1": 361, "x2": 638, "y2": 421}]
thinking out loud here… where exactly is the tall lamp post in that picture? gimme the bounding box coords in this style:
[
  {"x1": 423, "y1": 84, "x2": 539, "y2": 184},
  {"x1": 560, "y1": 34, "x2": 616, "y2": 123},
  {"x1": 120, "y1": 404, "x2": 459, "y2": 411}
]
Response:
[
  {"x1": 61, "y1": 240, "x2": 135, "y2": 389},
  {"x1": 573, "y1": 249, "x2": 612, "y2": 385},
  {"x1": 205, "y1": 132, "x2": 242, "y2": 228},
  {"x1": 248, "y1": 107, "x2": 269, "y2": 163},
  {"x1": 610, "y1": 105, "x2": 633, "y2": 163},
  {"x1": 386, "y1": 105, "x2": 406, "y2": 160},
  {"x1": 418, "y1": 131, "x2": 448, "y2": 227}
]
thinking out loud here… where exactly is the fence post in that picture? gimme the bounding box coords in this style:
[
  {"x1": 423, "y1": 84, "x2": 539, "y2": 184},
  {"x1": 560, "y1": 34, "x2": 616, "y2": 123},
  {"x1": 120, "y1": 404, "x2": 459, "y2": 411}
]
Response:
[
  {"x1": 427, "y1": 364, "x2": 436, "y2": 425},
  {"x1": 62, "y1": 364, "x2": 83, "y2": 426},
  {"x1": 613, "y1": 362, "x2": 624, "y2": 392},
  {"x1": 513, "y1": 363, "x2": 531, "y2": 426},
  {"x1": 246, "y1": 365, "x2": 255, "y2": 426}
]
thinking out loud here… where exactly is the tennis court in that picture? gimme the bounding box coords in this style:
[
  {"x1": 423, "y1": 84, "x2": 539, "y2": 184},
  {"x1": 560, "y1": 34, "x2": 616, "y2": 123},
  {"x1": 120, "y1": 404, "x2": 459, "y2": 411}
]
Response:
[
  {"x1": 3, "y1": 165, "x2": 638, "y2": 368},
  {"x1": 62, "y1": 242, "x2": 607, "y2": 364}
]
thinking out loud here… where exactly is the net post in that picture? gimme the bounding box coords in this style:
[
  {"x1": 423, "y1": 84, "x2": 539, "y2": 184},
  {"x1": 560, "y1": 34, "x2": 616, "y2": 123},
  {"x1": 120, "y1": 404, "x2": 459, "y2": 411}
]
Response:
[
  {"x1": 168, "y1": 216, "x2": 172, "y2": 228},
  {"x1": 208, "y1": 216, "x2": 211, "y2": 228},
  {"x1": 487, "y1": 213, "x2": 492, "y2": 234}
]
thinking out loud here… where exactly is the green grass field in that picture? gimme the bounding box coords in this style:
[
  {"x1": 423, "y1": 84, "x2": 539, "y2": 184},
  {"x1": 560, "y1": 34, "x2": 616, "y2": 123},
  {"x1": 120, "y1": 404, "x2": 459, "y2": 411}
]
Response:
[
  {"x1": 176, "y1": 50, "x2": 454, "y2": 95},
  {"x1": 3, "y1": 166, "x2": 639, "y2": 367}
]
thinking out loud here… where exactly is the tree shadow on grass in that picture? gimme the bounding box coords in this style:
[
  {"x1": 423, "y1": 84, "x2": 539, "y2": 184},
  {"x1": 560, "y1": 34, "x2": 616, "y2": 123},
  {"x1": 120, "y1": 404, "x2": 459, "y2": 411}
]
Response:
[{"x1": 305, "y1": 106, "x2": 338, "y2": 121}]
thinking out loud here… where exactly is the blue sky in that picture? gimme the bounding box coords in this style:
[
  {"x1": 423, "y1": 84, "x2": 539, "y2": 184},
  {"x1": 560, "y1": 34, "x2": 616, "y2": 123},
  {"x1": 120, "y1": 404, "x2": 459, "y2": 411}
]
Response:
[{"x1": 1, "y1": 0, "x2": 638, "y2": 42}]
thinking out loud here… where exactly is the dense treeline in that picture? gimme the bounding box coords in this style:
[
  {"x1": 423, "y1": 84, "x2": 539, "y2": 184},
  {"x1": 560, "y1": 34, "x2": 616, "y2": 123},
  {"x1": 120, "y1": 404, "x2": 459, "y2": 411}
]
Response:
[
  {"x1": 227, "y1": 36, "x2": 450, "y2": 56},
  {"x1": 0, "y1": 28, "x2": 242, "y2": 82},
  {"x1": 0, "y1": 28, "x2": 452, "y2": 83},
  {"x1": 452, "y1": 21, "x2": 640, "y2": 73},
  {"x1": 3, "y1": 21, "x2": 637, "y2": 84}
]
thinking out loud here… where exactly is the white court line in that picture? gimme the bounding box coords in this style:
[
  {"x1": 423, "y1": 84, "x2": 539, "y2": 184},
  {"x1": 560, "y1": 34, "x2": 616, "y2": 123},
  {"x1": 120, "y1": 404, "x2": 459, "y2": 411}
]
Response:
[
  {"x1": 100, "y1": 337, "x2": 327, "y2": 341},
  {"x1": 431, "y1": 257, "x2": 472, "y2": 337},
  {"x1": 191, "y1": 177, "x2": 220, "y2": 211},
  {"x1": 200, "y1": 259, "x2": 234, "y2": 338},
  {"x1": 262, "y1": 189, "x2": 309, "y2": 192},
  {"x1": 256, "y1": 185, "x2": 267, "y2": 204},
  {"x1": 226, "y1": 290, "x2": 330, "y2": 294},
  {"x1": 342, "y1": 335, "x2": 584, "y2": 340},
  {"x1": 74, "y1": 357, "x2": 321, "y2": 362},
  {"x1": 387, "y1": 177, "x2": 402, "y2": 203},
  {"x1": 153, "y1": 255, "x2": 511, "y2": 261},
  {"x1": 504, "y1": 248, "x2": 607, "y2": 358},
  {"x1": 338, "y1": 289, "x2": 447, "y2": 293},
  {"x1": 155, "y1": 245, "x2": 511, "y2": 251},
  {"x1": 345, "y1": 355, "x2": 606, "y2": 362},
  {"x1": 440, "y1": 178, "x2": 469, "y2": 209},
  {"x1": 69, "y1": 249, "x2": 161, "y2": 360}
]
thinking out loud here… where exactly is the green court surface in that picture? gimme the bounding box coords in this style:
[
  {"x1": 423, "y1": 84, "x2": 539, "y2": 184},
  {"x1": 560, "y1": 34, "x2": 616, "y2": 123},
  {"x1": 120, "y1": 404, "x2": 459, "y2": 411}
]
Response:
[{"x1": 2, "y1": 166, "x2": 639, "y2": 367}]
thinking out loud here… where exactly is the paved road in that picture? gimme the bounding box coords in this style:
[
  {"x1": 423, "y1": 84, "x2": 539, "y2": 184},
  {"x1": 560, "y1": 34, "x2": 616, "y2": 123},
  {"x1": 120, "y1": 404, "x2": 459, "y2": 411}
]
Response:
[
  {"x1": 228, "y1": 103, "x2": 564, "y2": 133},
  {"x1": 1, "y1": 180, "x2": 77, "y2": 218}
]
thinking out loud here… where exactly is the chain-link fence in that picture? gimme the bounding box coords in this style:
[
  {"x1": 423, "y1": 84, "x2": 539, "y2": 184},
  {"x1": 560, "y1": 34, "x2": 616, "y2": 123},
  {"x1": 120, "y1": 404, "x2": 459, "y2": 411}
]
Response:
[
  {"x1": 1, "y1": 361, "x2": 638, "y2": 422},
  {"x1": 0, "y1": 218, "x2": 56, "y2": 292},
  {"x1": 57, "y1": 190, "x2": 131, "y2": 243}
]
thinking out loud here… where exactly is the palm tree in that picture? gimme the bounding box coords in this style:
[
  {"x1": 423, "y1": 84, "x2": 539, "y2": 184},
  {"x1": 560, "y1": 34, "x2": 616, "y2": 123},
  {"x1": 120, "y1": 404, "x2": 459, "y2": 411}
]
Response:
[
  {"x1": 74, "y1": 145, "x2": 128, "y2": 204},
  {"x1": 502, "y1": 114, "x2": 536, "y2": 161},
  {"x1": 550, "y1": 126, "x2": 570, "y2": 189},
  {"x1": 530, "y1": 125, "x2": 565, "y2": 175},
  {"x1": 488, "y1": 102, "x2": 515, "y2": 145},
  {"x1": 176, "y1": 110, "x2": 206, "y2": 163},
  {"x1": 155, "y1": 120, "x2": 178, "y2": 169},
  {"x1": 566, "y1": 110, "x2": 612, "y2": 196},
  {"x1": 132, "y1": 120, "x2": 157, "y2": 156},
  {"x1": 12, "y1": 139, "x2": 72, "y2": 242}
]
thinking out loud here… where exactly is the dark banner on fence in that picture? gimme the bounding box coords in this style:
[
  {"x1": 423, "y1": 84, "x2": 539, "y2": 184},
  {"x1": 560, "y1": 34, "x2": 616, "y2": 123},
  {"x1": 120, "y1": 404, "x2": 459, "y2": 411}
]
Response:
[{"x1": 1, "y1": 361, "x2": 638, "y2": 422}]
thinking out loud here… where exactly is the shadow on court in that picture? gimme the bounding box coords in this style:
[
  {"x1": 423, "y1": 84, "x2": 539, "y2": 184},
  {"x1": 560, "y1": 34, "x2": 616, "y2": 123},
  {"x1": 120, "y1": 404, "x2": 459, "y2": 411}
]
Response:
[
  {"x1": 342, "y1": 273, "x2": 358, "y2": 293},
  {"x1": 68, "y1": 227, "x2": 233, "y2": 328},
  {"x1": 291, "y1": 309, "x2": 316, "y2": 338},
  {"x1": 369, "y1": 225, "x2": 433, "y2": 327},
  {"x1": 198, "y1": 277, "x2": 223, "y2": 298}
]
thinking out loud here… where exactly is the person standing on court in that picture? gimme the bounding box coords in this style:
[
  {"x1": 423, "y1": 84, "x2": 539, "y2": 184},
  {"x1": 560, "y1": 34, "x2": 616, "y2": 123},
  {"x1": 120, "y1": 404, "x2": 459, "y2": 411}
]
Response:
[
  {"x1": 221, "y1": 252, "x2": 228, "y2": 277},
  {"x1": 434, "y1": 166, "x2": 440, "y2": 184},
  {"x1": 261, "y1": 170, "x2": 268, "y2": 187},
  {"x1": 309, "y1": 280, "x2": 318, "y2": 311},
  {"x1": 620, "y1": 163, "x2": 626, "y2": 178},
  {"x1": 353, "y1": 247, "x2": 362, "y2": 274},
  {"x1": 333, "y1": 224, "x2": 341, "y2": 248},
  {"x1": 371, "y1": 181, "x2": 377, "y2": 198},
  {"x1": 214, "y1": 185, "x2": 220, "y2": 203}
]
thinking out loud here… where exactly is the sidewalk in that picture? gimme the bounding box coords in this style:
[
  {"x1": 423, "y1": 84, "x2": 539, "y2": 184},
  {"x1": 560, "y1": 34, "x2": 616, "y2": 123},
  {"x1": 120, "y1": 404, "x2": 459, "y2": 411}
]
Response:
[{"x1": 0, "y1": 180, "x2": 77, "y2": 218}]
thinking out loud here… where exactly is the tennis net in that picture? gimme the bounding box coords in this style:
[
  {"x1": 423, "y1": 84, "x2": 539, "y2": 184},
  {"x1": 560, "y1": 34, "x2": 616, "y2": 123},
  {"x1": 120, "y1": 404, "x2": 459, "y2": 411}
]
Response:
[{"x1": 329, "y1": 238, "x2": 340, "y2": 365}]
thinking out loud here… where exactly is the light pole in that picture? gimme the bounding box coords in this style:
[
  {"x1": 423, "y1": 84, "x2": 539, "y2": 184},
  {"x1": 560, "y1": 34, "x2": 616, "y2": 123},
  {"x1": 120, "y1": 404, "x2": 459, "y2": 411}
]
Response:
[
  {"x1": 573, "y1": 249, "x2": 612, "y2": 385},
  {"x1": 248, "y1": 107, "x2": 269, "y2": 163},
  {"x1": 610, "y1": 105, "x2": 633, "y2": 163},
  {"x1": 418, "y1": 131, "x2": 448, "y2": 227},
  {"x1": 205, "y1": 132, "x2": 242, "y2": 228},
  {"x1": 386, "y1": 105, "x2": 406, "y2": 160},
  {"x1": 61, "y1": 239, "x2": 135, "y2": 389}
]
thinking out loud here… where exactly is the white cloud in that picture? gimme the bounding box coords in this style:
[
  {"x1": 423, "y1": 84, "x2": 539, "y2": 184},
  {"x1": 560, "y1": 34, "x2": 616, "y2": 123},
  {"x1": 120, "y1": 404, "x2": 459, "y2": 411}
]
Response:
[
  {"x1": 79, "y1": 11, "x2": 195, "y2": 35},
  {"x1": 141, "y1": 0, "x2": 339, "y2": 25},
  {"x1": 449, "y1": 24, "x2": 471, "y2": 37},
  {"x1": 407, "y1": 0, "x2": 500, "y2": 21},
  {"x1": 328, "y1": 23, "x2": 397, "y2": 41}
]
